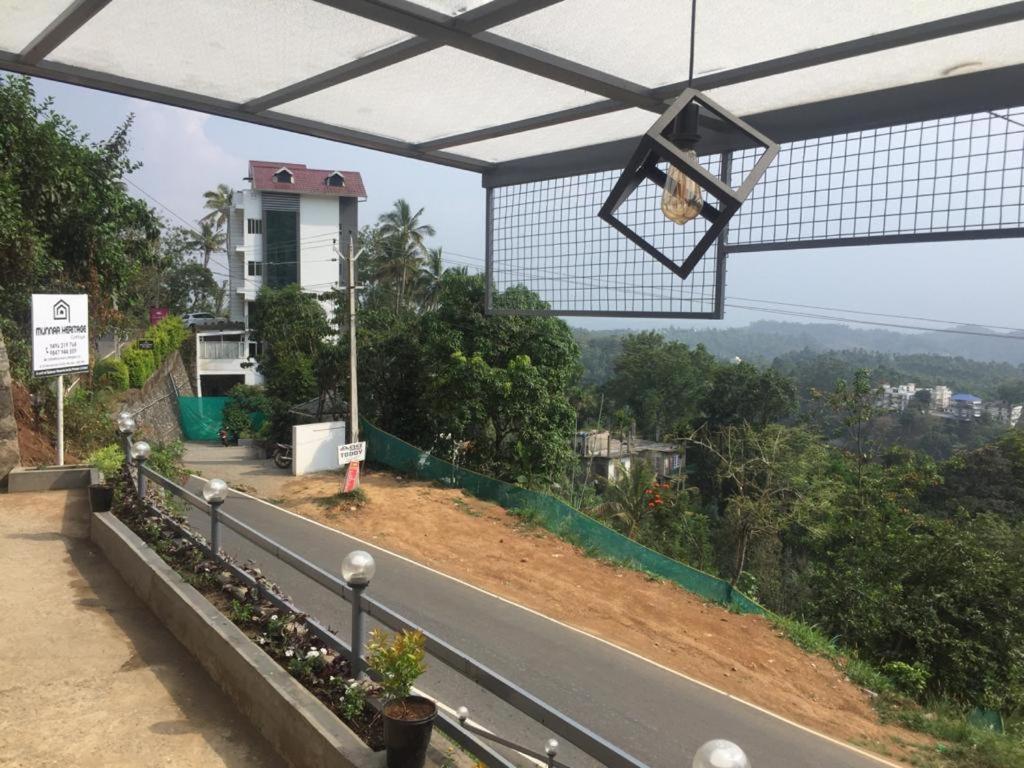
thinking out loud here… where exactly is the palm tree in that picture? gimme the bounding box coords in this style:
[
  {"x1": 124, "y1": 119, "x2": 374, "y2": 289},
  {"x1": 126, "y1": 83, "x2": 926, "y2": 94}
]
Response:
[
  {"x1": 377, "y1": 199, "x2": 435, "y2": 308},
  {"x1": 201, "y1": 183, "x2": 234, "y2": 231},
  {"x1": 592, "y1": 459, "x2": 657, "y2": 540},
  {"x1": 417, "y1": 246, "x2": 445, "y2": 310},
  {"x1": 187, "y1": 220, "x2": 226, "y2": 269}
]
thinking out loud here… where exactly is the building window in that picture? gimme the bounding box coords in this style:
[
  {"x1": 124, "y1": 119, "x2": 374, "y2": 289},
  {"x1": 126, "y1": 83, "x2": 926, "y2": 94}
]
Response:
[
  {"x1": 264, "y1": 209, "x2": 298, "y2": 288},
  {"x1": 273, "y1": 168, "x2": 293, "y2": 184},
  {"x1": 327, "y1": 171, "x2": 345, "y2": 187},
  {"x1": 247, "y1": 261, "x2": 263, "y2": 277},
  {"x1": 247, "y1": 218, "x2": 262, "y2": 234}
]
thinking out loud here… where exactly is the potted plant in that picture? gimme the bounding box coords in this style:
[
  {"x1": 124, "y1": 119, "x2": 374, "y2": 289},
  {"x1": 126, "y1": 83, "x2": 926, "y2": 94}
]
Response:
[
  {"x1": 87, "y1": 444, "x2": 124, "y2": 512},
  {"x1": 367, "y1": 628, "x2": 435, "y2": 768}
]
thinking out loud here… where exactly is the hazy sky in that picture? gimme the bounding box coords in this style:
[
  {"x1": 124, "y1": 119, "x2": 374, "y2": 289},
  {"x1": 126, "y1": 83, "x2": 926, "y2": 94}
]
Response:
[{"x1": 27, "y1": 76, "x2": 1024, "y2": 333}]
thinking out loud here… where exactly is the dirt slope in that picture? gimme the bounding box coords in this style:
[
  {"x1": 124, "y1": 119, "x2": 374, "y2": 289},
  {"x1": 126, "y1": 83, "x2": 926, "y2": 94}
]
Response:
[{"x1": 280, "y1": 468, "x2": 926, "y2": 764}]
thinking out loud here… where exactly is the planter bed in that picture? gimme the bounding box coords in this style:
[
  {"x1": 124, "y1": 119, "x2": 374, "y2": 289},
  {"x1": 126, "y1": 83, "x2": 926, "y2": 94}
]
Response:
[{"x1": 93, "y1": 470, "x2": 387, "y2": 768}]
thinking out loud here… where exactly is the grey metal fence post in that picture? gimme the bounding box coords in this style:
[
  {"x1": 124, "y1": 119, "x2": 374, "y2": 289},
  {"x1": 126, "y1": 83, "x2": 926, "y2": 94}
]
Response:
[
  {"x1": 202, "y1": 479, "x2": 229, "y2": 559},
  {"x1": 351, "y1": 583, "x2": 366, "y2": 677},
  {"x1": 341, "y1": 550, "x2": 376, "y2": 678},
  {"x1": 130, "y1": 441, "x2": 151, "y2": 498}
]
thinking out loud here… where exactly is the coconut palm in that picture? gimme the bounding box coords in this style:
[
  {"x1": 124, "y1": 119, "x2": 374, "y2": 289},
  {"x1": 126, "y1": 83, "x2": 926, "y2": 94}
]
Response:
[
  {"x1": 187, "y1": 220, "x2": 226, "y2": 269},
  {"x1": 593, "y1": 459, "x2": 658, "y2": 540},
  {"x1": 417, "y1": 246, "x2": 445, "y2": 310},
  {"x1": 201, "y1": 183, "x2": 234, "y2": 230},
  {"x1": 377, "y1": 199, "x2": 435, "y2": 308}
]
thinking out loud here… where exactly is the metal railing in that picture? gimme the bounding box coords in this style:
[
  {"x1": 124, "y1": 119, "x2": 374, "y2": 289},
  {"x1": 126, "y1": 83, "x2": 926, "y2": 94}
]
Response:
[
  {"x1": 125, "y1": 443, "x2": 654, "y2": 768},
  {"x1": 198, "y1": 339, "x2": 248, "y2": 360}
]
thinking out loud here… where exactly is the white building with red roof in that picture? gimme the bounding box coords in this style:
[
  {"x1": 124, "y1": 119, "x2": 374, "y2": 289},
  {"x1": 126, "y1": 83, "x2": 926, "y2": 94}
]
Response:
[{"x1": 194, "y1": 161, "x2": 364, "y2": 396}]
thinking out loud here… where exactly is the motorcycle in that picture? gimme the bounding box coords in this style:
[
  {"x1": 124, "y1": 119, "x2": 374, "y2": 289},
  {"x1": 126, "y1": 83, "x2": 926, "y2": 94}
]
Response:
[{"x1": 272, "y1": 442, "x2": 293, "y2": 469}]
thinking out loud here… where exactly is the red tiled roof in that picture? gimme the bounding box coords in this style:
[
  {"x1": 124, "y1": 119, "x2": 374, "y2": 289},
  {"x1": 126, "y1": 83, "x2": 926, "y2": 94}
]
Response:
[{"x1": 249, "y1": 161, "x2": 366, "y2": 198}]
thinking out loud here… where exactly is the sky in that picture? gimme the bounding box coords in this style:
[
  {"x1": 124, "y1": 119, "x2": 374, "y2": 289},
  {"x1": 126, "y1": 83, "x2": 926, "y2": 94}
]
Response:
[{"x1": 27, "y1": 76, "x2": 1024, "y2": 334}]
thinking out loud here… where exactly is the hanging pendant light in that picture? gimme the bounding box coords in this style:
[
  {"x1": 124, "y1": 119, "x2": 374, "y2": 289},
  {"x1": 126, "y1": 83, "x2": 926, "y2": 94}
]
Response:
[{"x1": 660, "y1": 103, "x2": 703, "y2": 225}]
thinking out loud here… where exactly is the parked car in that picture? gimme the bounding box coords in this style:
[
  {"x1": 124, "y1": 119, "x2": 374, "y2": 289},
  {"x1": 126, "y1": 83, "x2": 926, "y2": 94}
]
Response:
[{"x1": 181, "y1": 311, "x2": 218, "y2": 328}]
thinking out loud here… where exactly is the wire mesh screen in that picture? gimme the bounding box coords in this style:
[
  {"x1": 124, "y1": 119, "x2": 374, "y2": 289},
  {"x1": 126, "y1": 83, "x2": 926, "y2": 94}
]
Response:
[
  {"x1": 728, "y1": 106, "x2": 1024, "y2": 249},
  {"x1": 486, "y1": 106, "x2": 1023, "y2": 317},
  {"x1": 489, "y1": 157, "x2": 724, "y2": 317}
]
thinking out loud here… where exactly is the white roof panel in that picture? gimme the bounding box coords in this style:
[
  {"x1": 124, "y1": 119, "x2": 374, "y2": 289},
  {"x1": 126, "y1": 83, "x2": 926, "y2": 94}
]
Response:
[
  {"x1": 706, "y1": 21, "x2": 1024, "y2": 118},
  {"x1": 47, "y1": 0, "x2": 414, "y2": 102},
  {"x1": 452, "y1": 108, "x2": 654, "y2": 163},
  {"x1": 0, "y1": 0, "x2": 1020, "y2": 177},
  {"x1": 493, "y1": 0, "x2": 1008, "y2": 89},
  {"x1": 276, "y1": 46, "x2": 601, "y2": 144}
]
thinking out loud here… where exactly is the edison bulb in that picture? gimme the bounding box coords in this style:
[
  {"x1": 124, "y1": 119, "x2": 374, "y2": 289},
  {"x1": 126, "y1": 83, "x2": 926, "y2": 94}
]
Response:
[{"x1": 661, "y1": 154, "x2": 703, "y2": 225}]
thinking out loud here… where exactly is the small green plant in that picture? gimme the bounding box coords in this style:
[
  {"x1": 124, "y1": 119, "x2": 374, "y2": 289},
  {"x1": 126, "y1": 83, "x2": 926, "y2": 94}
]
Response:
[
  {"x1": 366, "y1": 629, "x2": 426, "y2": 703},
  {"x1": 93, "y1": 356, "x2": 130, "y2": 390},
  {"x1": 229, "y1": 599, "x2": 255, "y2": 624},
  {"x1": 882, "y1": 660, "x2": 930, "y2": 698},
  {"x1": 341, "y1": 678, "x2": 372, "y2": 720}
]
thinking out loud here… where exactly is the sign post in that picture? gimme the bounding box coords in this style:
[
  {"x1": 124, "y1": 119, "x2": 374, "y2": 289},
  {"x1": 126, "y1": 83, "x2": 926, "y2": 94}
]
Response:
[
  {"x1": 338, "y1": 441, "x2": 366, "y2": 493},
  {"x1": 32, "y1": 294, "x2": 89, "y2": 466}
]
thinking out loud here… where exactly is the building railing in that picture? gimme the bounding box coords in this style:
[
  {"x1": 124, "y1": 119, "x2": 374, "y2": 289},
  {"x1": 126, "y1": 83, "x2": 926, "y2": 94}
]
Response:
[{"x1": 125, "y1": 442, "x2": 655, "y2": 768}]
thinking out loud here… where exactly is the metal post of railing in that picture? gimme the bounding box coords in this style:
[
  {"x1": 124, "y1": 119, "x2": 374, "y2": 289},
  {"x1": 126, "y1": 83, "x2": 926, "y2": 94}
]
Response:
[
  {"x1": 202, "y1": 479, "x2": 229, "y2": 558},
  {"x1": 130, "y1": 441, "x2": 151, "y2": 498},
  {"x1": 341, "y1": 550, "x2": 376, "y2": 677}
]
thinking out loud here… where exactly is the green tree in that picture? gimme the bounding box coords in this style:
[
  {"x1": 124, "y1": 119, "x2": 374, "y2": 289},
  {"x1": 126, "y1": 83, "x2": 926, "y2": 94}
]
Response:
[
  {"x1": 201, "y1": 183, "x2": 233, "y2": 231},
  {"x1": 593, "y1": 459, "x2": 657, "y2": 539},
  {"x1": 186, "y1": 219, "x2": 226, "y2": 269},
  {"x1": 602, "y1": 332, "x2": 716, "y2": 440},
  {"x1": 250, "y1": 285, "x2": 331, "y2": 402},
  {"x1": 0, "y1": 74, "x2": 162, "y2": 363},
  {"x1": 705, "y1": 361, "x2": 797, "y2": 428},
  {"x1": 375, "y1": 199, "x2": 435, "y2": 310},
  {"x1": 165, "y1": 261, "x2": 220, "y2": 314}
]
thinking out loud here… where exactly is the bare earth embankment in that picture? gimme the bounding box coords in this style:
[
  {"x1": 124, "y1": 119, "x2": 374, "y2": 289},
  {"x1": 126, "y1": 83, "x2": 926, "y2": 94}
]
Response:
[{"x1": 277, "y1": 468, "x2": 928, "y2": 764}]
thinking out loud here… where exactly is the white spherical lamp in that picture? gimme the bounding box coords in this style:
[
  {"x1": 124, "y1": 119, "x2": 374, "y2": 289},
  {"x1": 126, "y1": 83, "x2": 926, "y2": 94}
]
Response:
[
  {"x1": 202, "y1": 478, "x2": 229, "y2": 504},
  {"x1": 130, "y1": 441, "x2": 151, "y2": 462},
  {"x1": 341, "y1": 550, "x2": 376, "y2": 586},
  {"x1": 693, "y1": 740, "x2": 750, "y2": 768}
]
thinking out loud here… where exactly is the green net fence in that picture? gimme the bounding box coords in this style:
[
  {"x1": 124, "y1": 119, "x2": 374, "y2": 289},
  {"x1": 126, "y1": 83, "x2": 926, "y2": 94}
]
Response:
[
  {"x1": 177, "y1": 397, "x2": 264, "y2": 441},
  {"x1": 361, "y1": 419, "x2": 764, "y2": 614}
]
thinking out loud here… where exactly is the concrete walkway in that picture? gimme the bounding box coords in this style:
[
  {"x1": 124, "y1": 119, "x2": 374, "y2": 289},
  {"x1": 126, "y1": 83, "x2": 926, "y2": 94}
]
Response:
[{"x1": 0, "y1": 489, "x2": 284, "y2": 768}]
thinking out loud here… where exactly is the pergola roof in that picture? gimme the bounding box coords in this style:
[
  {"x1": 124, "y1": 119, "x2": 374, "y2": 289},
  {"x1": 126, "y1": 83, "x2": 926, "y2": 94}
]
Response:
[{"x1": 2, "y1": 0, "x2": 1022, "y2": 185}]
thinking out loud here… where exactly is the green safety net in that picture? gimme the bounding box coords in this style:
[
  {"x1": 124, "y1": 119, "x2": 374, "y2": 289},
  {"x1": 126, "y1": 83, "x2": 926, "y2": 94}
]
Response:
[
  {"x1": 177, "y1": 396, "x2": 264, "y2": 441},
  {"x1": 361, "y1": 418, "x2": 764, "y2": 615}
]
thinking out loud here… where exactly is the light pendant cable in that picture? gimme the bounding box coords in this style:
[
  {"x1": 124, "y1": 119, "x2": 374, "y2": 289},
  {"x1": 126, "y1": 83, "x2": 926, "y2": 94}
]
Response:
[{"x1": 688, "y1": 0, "x2": 697, "y2": 86}]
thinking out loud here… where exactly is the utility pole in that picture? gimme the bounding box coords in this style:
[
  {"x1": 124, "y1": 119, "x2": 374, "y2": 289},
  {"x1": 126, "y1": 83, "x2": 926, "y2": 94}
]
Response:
[{"x1": 347, "y1": 235, "x2": 359, "y2": 447}]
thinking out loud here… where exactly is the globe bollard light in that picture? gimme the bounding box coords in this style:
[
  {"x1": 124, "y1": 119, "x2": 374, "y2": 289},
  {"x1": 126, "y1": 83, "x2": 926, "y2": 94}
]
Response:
[
  {"x1": 456, "y1": 706, "x2": 469, "y2": 724},
  {"x1": 544, "y1": 738, "x2": 559, "y2": 768},
  {"x1": 342, "y1": 550, "x2": 376, "y2": 677},
  {"x1": 202, "y1": 478, "x2": 229, "y2": 558},
  {"x1": 130, "y1": 440, "x2": 150, "y2": 497},
  {"x1": 692, "y1": 740, "x2": 750, "y2": 768}
]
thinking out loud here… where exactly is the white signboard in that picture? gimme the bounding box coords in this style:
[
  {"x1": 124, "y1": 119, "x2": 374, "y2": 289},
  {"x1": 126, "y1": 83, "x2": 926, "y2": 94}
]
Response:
[
  {"x1": 32, "y1": 294, "x2": 89, "y2": 377},
  {"x1": 337, "y1": 441, "x2": 366, "y2": 466}
]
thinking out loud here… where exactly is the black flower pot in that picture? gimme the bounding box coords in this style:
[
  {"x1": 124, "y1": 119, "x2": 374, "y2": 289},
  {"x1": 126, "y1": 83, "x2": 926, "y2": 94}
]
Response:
[
  {"x1": 383, "y1": 696, "x2": 436, "y2": 768},
  {"x1": 89, "y1": 483, "x2": 114, "y2": 513}
]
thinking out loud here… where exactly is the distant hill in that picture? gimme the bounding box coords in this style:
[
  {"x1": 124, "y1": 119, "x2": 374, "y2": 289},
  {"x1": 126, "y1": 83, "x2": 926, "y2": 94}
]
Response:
[{"x1": 574, "y1": 321, "x2": 1024, "y2": 391}]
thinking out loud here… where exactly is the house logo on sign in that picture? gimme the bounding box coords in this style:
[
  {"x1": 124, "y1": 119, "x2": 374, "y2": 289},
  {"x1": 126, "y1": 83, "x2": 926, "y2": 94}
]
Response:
[{"x1": 52, "y1": 299, "x2": 70, "y2": 322}]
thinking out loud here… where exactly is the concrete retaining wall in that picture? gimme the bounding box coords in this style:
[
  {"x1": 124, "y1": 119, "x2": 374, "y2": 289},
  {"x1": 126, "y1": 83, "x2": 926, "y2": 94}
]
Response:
[
  {"x1": 90, "y1": 511, "x2": 382, "y2": 768},
  {"x1": 8, "y1": 465, "x2": 94, "y2": 493}
]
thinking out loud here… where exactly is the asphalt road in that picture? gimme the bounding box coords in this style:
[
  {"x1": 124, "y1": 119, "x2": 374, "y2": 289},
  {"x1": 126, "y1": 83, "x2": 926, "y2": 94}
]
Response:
[{"x1": 182, "y1": 475, "x2": 894, "y2": 768}]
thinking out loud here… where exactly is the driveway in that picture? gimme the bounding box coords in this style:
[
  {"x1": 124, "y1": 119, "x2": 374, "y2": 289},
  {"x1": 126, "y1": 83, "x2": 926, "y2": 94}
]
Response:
[{"x1": 181, "y1": 446, "x2": 898, "y2": 768}]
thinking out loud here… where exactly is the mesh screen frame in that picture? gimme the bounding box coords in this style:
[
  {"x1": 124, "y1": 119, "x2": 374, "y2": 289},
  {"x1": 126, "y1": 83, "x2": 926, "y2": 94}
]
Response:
[{"x1": 485, "y1": 105, "x2": 1024, "y2": 318}]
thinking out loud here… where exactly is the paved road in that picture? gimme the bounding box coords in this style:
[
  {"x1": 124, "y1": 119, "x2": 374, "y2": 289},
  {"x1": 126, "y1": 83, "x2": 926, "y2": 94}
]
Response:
[{"x1": 182, "y1": 476, "x2": 894, "y2": 768}]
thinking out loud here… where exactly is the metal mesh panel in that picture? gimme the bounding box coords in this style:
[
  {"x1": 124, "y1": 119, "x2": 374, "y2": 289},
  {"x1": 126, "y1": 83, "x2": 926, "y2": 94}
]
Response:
[
  {"x1": 728, "y1": 106, "x2": 1024, "y2": 249},
  {"x1": 489, "y1": 158, "x2": 724, "y2": 317}
]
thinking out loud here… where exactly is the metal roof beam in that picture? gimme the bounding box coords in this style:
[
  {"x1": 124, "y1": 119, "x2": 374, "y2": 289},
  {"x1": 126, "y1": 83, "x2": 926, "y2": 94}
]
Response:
[
  {"x1": 315, "y1": 0, "x2": 664, "y2": 110},
  {"x1": 422, "y1": 1, "x2": 1024, "y2": 152},
  {"x1": 0, "y1": 53, "x2": 492, "y2": 174},
  {"x1": 18, "y1": 0, "x2": 113, "y2": 65},
  {"x1": 243, "y1": 0, "x2": 565, "y2": 113}
]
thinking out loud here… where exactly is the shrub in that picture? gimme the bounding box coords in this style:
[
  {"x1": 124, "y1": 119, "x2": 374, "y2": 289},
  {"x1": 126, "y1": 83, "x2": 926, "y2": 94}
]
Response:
[
  {"x1": 122, "y1": 347, "x2": 155, "y2": 388},
  {"x1": 93, "y1": 356, "x2": 129, "y2": 390},
  {"x1": 883, "y1": 660, "x2": 931, "y2": 698},
  {"x1": 88, "y1": 443, "x2": 124, "y2": 481},
  {"x1": 64, "y1": 387, "x2": 115, "y2": 454},
  {"x1": 366, "y1": 629, "x2": 426, "y2": 703}
]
